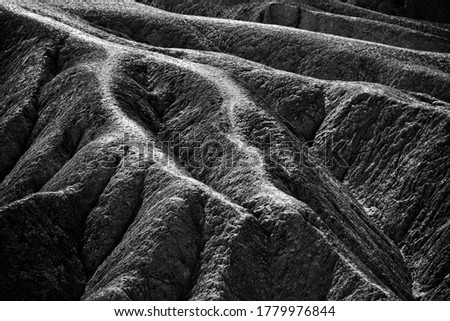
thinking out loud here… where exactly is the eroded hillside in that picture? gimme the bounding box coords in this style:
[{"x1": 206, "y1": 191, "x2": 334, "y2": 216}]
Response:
[{"x1": 0, "y1": 0, "x2": 449, "y2": 300}]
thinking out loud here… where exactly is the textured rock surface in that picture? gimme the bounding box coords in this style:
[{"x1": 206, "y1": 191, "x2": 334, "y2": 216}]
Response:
[
  {"x1": 141, "y1": 0, "x2": 450, "y2": 53},
  {"x1": 0, "y1": 0, "x2": 448, "y2": 300}
]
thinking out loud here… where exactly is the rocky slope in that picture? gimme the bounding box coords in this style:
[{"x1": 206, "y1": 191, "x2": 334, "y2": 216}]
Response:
[
  {"x1": 0, "y1": 1, "x2": 448, "y2": 300},
  {"x1": 145, "y1": 0, "x2": 450, "y2": 24},
  {"x1": 142, "y1": 0, "x2": 450, "y2": 52}
]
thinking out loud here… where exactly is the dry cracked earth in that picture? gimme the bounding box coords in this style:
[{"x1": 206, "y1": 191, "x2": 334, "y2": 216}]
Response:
[{"x1": 0, "y1": 0, "x2": 449, "y2": 301}]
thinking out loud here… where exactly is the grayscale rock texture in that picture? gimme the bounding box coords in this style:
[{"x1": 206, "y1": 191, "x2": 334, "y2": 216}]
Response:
[{"x1": 0, "y1": 0, "x2": 448, "y2": 300}]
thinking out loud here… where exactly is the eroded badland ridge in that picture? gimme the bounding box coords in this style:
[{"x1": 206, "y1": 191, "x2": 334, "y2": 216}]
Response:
[{"x1": 0, "y1": 0, "x2": 449, "y2": 300}]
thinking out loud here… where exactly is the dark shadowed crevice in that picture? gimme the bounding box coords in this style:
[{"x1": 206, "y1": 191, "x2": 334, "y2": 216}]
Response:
[{"x1": 180, "y1": 198, "x2": 206, "y2": 300}]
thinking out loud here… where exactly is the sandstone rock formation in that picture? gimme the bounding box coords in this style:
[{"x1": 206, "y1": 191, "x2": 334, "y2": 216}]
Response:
[{"x1": 0, "y1": 0, "x2": 448, "y2": 300}]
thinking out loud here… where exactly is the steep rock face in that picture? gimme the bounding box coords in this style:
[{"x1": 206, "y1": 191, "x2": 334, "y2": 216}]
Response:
[
  {"x1": 0, "y1": 1, "x2": 448, "y2": 301},
  {"x1": 260, "y1": 2, "x2": 301, "y2": 27},
  {"x1": 312, "y1": 84, "x2": 450, "y2": 299}
]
